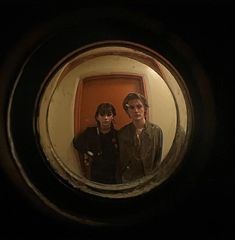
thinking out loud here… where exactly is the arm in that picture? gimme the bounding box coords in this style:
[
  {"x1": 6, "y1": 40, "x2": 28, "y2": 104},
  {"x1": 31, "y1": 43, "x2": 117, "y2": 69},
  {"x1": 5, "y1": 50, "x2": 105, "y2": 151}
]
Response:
[
  {"x1": 73, "y1": 129, "x2": 91, "y2": 179},
  {"x1": 73, "y1": 130, "x2": 87, "y2": 154},
  {"x1": 154, "y1": 127, "x2": 163, "y2": 167}
]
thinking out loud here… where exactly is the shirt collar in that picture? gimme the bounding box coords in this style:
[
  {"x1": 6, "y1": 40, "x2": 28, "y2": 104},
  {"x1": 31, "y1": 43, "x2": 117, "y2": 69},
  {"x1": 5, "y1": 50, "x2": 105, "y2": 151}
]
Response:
[{"x1": 130, "y1": 121, "x2": 152, "y2": 136}]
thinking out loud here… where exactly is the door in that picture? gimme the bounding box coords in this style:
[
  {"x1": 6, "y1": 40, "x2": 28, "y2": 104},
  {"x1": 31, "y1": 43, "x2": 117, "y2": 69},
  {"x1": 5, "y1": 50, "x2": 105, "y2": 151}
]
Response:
[{"x1": 74, "y1": 74, "x2": 146, "y2": 134}]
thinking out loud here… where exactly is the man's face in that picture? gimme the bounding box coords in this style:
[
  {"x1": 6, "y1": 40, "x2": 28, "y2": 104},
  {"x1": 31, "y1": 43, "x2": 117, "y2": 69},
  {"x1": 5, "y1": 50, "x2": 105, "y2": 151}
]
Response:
[{"x1": 126, "y1": 99, "x2": 145, "y2": 121}]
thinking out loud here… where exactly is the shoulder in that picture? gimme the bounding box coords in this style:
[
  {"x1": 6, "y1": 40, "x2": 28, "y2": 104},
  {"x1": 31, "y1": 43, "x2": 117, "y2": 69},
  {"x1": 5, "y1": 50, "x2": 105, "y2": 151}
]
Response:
[
  {"x1": 76, "y1": 127, "x2": 97, "y2": 137},
  {"x1": 111, "y1": 128, "x2": 118, "y2": 135},
  {"x1": 118, "y1": 123, "x2": 134, "y2": 141},
  {"x1": 147, "y1": 121, "x2": 160, "y2": 128},
  {"x1": 85, "y1": 126, "x2": 97, "y2": 132},
  {"x1": 146, "y1": 122, "x2": 163, "y2": 134},
  {"x1": 118, "y1": 123, "x2": 132, "y2": 134},
  {"x1": 83, "y1": 127, "x2": 98, "y2": 136}
]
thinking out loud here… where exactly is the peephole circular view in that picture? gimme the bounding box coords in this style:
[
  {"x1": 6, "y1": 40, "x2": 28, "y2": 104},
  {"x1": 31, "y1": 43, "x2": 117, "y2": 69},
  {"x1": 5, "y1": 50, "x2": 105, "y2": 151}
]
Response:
[{"x1": 36, "y1": 41, "x2": 192, "y2": 198}]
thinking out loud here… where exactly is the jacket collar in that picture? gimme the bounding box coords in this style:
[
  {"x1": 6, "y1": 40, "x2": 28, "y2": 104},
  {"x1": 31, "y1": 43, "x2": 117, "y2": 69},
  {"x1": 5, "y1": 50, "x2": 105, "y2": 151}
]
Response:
[{"x1": 130, "y1": 121, "x2": 152, "y2": 137}]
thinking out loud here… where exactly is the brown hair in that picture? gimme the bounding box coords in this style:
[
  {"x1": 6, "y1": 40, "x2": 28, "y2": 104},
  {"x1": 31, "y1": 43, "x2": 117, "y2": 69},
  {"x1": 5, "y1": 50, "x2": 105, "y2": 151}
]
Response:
[
  {"x1": 122, "y1": 92, "x2": 149, "y2": 113},
  {"x1": 95, "y1": 103, "x2": 116, "y2": 128}
]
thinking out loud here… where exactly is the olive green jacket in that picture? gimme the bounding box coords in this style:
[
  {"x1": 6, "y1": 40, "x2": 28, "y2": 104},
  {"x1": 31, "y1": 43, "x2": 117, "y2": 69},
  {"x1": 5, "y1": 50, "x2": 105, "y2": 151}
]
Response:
[{"x1": 118, "y1": 121, "x2": 163, "y2": 183}]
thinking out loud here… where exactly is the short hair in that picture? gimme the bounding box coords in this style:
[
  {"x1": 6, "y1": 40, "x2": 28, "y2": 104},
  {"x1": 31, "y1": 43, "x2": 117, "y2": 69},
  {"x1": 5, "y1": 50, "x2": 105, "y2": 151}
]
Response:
[
  {"x1": 122, "y1": 92, "x2": 149, "y2": 112},
  {"x1": 95, "y1": 103, "x2": 116, "y2": 119}
]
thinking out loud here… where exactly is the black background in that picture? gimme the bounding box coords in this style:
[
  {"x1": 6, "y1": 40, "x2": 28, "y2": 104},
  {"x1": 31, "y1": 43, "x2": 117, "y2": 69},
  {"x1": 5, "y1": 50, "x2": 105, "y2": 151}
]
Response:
[{"x1": 0, "y1": 2, "x2": 234, "y2": 239}]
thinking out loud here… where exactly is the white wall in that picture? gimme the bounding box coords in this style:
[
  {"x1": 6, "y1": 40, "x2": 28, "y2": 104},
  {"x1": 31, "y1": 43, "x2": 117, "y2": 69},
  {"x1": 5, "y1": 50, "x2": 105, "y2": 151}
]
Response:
[{"x1": 43, "y1": 55, "x2": 177, "y2": 176}]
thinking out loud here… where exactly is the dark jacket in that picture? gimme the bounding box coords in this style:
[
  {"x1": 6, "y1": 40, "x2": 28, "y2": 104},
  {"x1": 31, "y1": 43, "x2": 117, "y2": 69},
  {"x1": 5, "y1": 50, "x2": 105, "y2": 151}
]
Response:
[
  {"x1": 118, "y1": 121, "x2": 163, "y2": 183},
  {"x1": 73, "y1": 127, "x2": 119, "y2": 184}
]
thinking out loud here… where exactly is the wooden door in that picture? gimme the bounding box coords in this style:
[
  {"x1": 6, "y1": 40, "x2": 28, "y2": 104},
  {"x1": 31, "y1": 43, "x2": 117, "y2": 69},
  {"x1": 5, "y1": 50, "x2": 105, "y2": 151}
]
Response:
[{"x1": 74, "y1": 74, "x2": 146, "y2": 134}]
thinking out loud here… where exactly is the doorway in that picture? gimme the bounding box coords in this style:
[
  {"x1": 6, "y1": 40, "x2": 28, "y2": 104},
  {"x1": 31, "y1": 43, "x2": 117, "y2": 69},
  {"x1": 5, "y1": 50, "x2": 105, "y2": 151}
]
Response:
[{"x1": 74, "y1": 74, "x2": 146, "y2": 134}]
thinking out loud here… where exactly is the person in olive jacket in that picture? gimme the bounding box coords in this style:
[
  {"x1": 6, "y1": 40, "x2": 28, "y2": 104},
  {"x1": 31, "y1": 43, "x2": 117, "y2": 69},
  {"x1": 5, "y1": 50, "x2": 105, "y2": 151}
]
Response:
[
  {"x1": 73, "y1": 103, "x2": 119, "y2": 184},
  {"x1": 118, "y1": 92, "x2": 163, "y2": 183}
]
